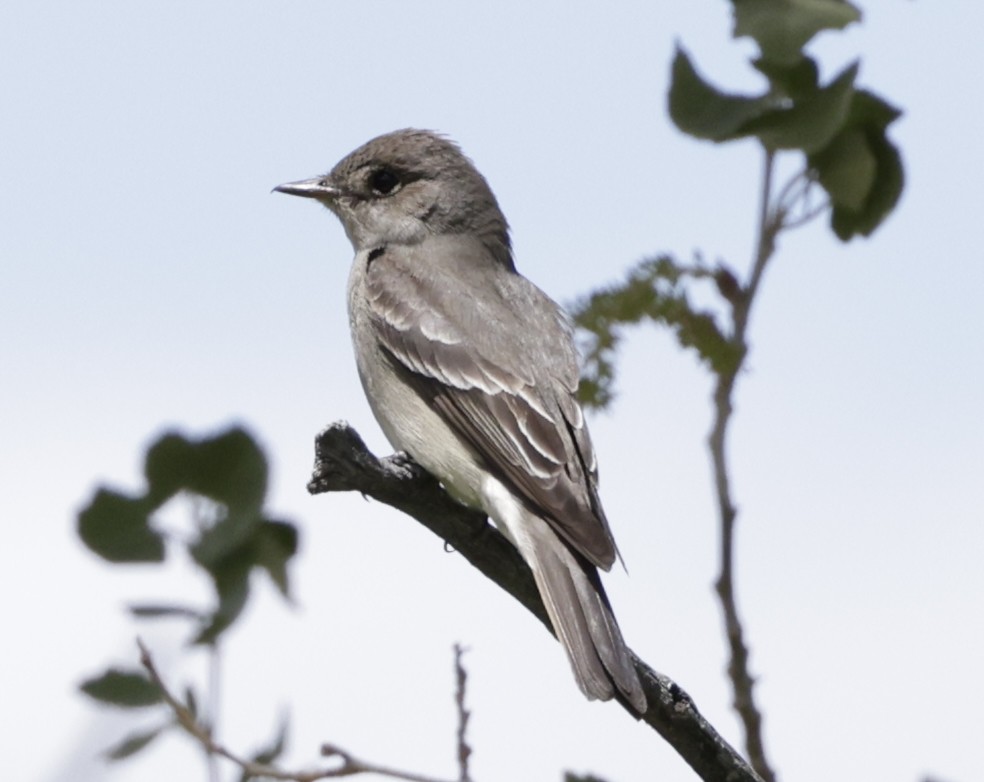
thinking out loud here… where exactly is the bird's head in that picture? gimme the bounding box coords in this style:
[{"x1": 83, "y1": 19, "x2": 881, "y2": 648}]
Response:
[{"x1": 275, "y1": 129, "x2": 511, "y2": 263}]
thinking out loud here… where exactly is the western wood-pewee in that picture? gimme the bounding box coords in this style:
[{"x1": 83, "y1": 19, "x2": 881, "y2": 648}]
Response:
[{"x1": 276, "y1": 129, "x2": 646, "y2": 712}]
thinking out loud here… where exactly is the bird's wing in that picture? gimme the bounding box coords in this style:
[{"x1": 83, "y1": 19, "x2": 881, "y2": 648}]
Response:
[{"x1": 363, "y1": 237, "x2": 618, "y2": 569}]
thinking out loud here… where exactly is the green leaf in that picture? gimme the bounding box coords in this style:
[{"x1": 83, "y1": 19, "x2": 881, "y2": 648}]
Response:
[
  {"x1": 576, "y1": 376, "x2": 609, "y2": 410},
  {"x1": 811, "y1": 89, "x2": 905, "y2": 240},
  {"x1": 191, "y1": 512, "x2": 261, "y2": 571},
  {"x1": 733, "y1": 0, "x2": 861, "y2": 64},
  {"x1": 143, "y1": 433, "x2": 194, "y2": 507},
  {"x1": 676, "y1": 308, "x2": 742, "y2": 376},
  {"x1": 105, "y1": 725, "x2": 167, "y2": 760},
  {"x1": 810, "y1": 129, "x2": 876, "y2": 211},
  {"x1": 738, "y1": 61, "x2": 858, "y2": 153},
  {"x1": 189, "y1": 518, "x2": 298, "y2": 642},
  {"x1": 80, "y1": 669, "x2": 162, "y2": 708},
  {"x1": 192, "y1": 557, "x2": 251, "y2": 645},
  {"x1": 128, "y1": 603, "x2": 205, "y2": 621},
  {"x1": 751, "y1": 55, "x2": 819, "y2": 99},
  {"x1": 252, "y1": 520, "x2": 299, "y2": 598},
  {"x1": 829, "y1": 131, "x2": 904, "y2": 240},
  {"x1": 572, "y1": 255, "x2": 744, "y2": 408},
  {"x1": 145, "y1": 427, "x2": 269, "y2": 515},
  {"x1": 194, "y1": 428, "x2": 268, "y2": 512},
  {"x1": 77, "y1": 489, "x2": 164, "y2": 563},
  {"x1": 668, "y1": 48, "x2": 772, "y2": 141},
  {"x1": 846, "y1": 88, "x2": 903, "y2": 130},
  {"x1": 858, "y1": 131, "x2": 903, "y2": 233}
]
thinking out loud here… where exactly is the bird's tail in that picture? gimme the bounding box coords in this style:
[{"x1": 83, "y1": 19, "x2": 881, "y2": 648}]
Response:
[{"x1": 524, "y1": 521, "x2": 647, "y2": 713}]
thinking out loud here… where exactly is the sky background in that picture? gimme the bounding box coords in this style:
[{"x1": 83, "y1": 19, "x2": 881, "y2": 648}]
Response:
[{"x1": 2, "y1": 2, "x2": 982, "y2": 781}]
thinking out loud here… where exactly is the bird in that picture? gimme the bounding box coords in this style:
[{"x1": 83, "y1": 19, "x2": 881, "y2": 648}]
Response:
[{"x1": 275, "y1": 129, "x2": 646, "y2": 712}]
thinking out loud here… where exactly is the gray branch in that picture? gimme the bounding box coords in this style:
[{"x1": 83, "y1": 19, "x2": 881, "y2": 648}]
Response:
[{"x1": 308, "y1": 421, "x2": 763, "y2": 782}]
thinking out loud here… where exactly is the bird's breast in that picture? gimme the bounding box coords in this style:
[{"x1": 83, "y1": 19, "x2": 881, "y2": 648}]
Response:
[{"x1": 346, "y1": 251, "x2": 486, "y2": 509}]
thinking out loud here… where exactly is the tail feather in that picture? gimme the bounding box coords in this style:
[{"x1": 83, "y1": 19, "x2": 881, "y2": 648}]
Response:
[
  {"x1": 483, "y1": 478, "x2": 646, "y2": 712},
  {"x1": 527, "y1": 523, "x2": 647, "y2": 713}
]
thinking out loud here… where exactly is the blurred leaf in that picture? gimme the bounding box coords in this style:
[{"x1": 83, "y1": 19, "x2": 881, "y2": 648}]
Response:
[
  {"x1": 573, "y1": 256, "x2": 743, "y2": 408},
  {"x1": 171, "y1": 432, "x2": 270, "y2": 632},
  {"x1": 576, "y1": 376, "x2": 609, "y2": 410},
  {"x1": 77, "y1": 489, "x2": 164, "y2": 563},
  {"x1": 239, "y1": 715, "x2": 290, "y2": 781},
  {"x1": 193, "y1": 428, "x2": 269, "y2": 512},
  {"x1": 78, "y1": 426, "x2": 296, "y2": 652},
  {"x1": 845, "y1": 87, "x2": 903, "y2": 129},
  {"x1": 829, "y1": 132, "x2": 903, "y2": 239},
  {"x1": 189, "y1": 519, "x2": 299, "y2": 643},
  {"x1": 811, "y1": 89, "x2": 904, "y2": 239},
  {"x1": 145, "y1": 427, "x2": 268, "y2": 515},
  {"x1": 105, "y1": 725, "x2": 167, "y2": 760},
  {"x1": 733, "y1": 0, "x2": 861, "y2": 64},
  {"x1": 752, "y1": 55, "x2": 819, "y2": 98},
  {"x1": 714, "y1": 267, "x2": 742, "y2": 304},
  {"x1": 128, "y1": 603, "x2": 205, "y2": 621},
  {"x1": 80, "y1": 668, "x2": 162, "y2": 708},
  {"x1": 191, "y1": 512, "x2": 261, "y2": 571},
  {"x1": 810, "y1": 128, "x2": 875, "y2": 211},
  {"x1": 142, "y1": 432, "x2": 194, "y2": 507},
  {"x1": 738, "y1": 61, "x2": 858, "y2": 152},
  {"x1": 670, "y1": 49, "x2": 858, "y2": 157},
  {"x1": 188, "y1": 500, "x2": 299, "y2": 639},
  {"x1": 192, "y1": 557, "x2": 251, "y2": 645},
  {"x1": 668, "y1": 48, "x2": 771, "y2": 141},
  {"x1": 252, "y1": 520, "x2": 299, "y2": 598},
  {"x1": 184, "y1": 685, "x2": 200, "y2": 720}
]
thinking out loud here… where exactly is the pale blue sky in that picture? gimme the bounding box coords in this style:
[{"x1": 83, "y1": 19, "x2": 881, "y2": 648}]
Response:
[{"x1": 2, "y1": 2, "x2": 982, "y2": 782}]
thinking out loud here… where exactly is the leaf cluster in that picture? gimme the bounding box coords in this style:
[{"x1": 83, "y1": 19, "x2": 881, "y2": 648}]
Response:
[
  {"x1": 76, "y1": 426, "x2": 298, "y2": 765},
  {"x1": 574, "y1": 255, "x2": 742, "y2": 408},
  {"x1": 577, "y1": 1, "x2": 905, "y2": 408},
  {"x1": 668, "y1": 0, "x2": 903, "y2": 240}
]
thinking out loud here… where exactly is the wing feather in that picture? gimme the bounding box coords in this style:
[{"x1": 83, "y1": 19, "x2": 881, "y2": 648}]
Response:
[{"x1": 364, "y1": 239, "x2": 618, "y2": 568}]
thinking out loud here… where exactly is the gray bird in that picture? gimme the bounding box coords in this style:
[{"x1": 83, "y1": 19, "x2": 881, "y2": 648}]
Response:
[{"x1": 275, "y1": 129, "x2": 646, "y2": 712}]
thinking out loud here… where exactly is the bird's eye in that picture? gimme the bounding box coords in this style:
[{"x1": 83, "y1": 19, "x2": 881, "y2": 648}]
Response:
[{"x1": 368, "y1": 168, "x2": 400, "y2": 195}]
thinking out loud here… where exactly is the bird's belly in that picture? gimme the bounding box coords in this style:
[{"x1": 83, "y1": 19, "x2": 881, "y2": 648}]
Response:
[{"x1": 355, "y1": 342, "x2": 486, "y2": 511}]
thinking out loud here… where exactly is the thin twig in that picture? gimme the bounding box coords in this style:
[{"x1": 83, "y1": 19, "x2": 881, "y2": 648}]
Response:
[
  {"x1": 136, "y1": 639, "x2": 458, "y2": 782},
  {"x1": 781, "y1": 197, "x2": 830, "y2": 231},
  {"x1": 773, "y1": 168, "x2": 829, "y2": 231},
  {"x1": 772, "y1": 168, "x2": 810, "y2": 218},
  {"x1": 206, "y1": 643, "x2": 221, "y2": 782},
  {"x1": 708, "y1": 148, "x2": 779, "y2": 782},
  {"x1": 452, "y1": 645, "x2": 472, "y2": 782}
]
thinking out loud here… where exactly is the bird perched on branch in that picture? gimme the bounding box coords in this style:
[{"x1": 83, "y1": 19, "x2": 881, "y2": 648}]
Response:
[{"x1": 276, "y1": 129, "x2": 646, "y2": 712}]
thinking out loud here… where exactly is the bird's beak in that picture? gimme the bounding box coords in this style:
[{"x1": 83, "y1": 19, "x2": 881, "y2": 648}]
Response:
[{"x1": 273, "y1": 177, "x2": 341, "y2": 200}]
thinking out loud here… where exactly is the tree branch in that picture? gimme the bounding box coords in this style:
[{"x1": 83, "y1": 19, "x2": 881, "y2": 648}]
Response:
[
  {"x1": 452, "y1": 644, "x2": 472, "y2": 782},
  {"x1": 709, "y1": 149, "x2": 780, "y2": 782},
  {"x1": 308, "y1": 422, "x2": 764, "y2": 782},
  {"x1": 137, "y1": 639, "x2": 461, "y2": 782}
]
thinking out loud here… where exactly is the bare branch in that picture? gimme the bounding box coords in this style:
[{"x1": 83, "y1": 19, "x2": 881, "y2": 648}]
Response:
[
  {"x1": 708, "y1": 149, "x2": 780, "y2": 782},
  {"x1": 137, "y1": 639, "x2": 458, "y2": 782},
  {"x1": 206, "y1": 643, "x2": 221, "y2": 782},
  {"x1": 452, "y1": 645, "x2": 472, "y2": 782},
  {"x1": 307, "y1": 423, "x2": 764, "y2": 782}
]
